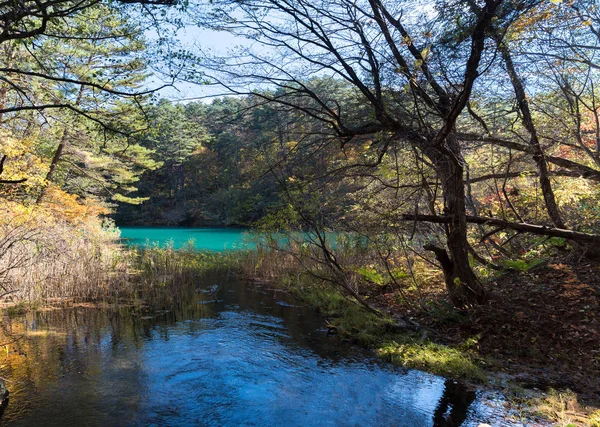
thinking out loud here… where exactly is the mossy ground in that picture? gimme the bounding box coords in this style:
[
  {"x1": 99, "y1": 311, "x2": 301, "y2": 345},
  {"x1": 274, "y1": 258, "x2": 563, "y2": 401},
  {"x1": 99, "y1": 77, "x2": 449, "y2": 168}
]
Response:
[{"x1": 282, "y1": 280, "x2": 487, "y2": 383}]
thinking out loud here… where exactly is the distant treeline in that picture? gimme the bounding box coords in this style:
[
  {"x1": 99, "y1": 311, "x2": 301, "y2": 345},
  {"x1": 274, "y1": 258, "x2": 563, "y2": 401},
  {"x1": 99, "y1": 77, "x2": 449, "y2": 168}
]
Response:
[{"x1": 113, "y1": 96, "x2": 315, "y2": 226}]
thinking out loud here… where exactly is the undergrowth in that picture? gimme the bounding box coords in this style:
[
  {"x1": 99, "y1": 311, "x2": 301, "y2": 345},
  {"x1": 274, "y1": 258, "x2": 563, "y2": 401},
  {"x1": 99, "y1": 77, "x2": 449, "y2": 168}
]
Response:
[
  {"x1": 529, "y1": 389, "x2": 600, "y2": 427},
  {"x1": 0, "y1": 197, "x2": 245, "y2": 306}
]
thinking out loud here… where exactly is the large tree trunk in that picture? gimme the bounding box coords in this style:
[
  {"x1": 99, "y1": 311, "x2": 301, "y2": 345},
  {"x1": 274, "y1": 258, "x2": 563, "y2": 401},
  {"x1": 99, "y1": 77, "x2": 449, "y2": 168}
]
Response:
[{"x1": 424, "y1": 139, "x2": 487, "y2": 308}]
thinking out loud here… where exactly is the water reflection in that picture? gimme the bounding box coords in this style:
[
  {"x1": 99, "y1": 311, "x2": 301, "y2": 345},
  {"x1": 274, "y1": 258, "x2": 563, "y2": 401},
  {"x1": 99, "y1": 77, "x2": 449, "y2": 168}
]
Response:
[{"x1": 0, "y1": 273, "x2": 493, "y2": 426}]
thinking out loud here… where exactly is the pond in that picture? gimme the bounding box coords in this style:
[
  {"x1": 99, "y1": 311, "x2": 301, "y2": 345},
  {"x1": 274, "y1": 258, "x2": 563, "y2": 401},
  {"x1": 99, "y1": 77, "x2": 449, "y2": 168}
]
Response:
[
  {"x1": 118, "y1": 227, "x2": 347, "y2": 252},
  {"x1": 118, "y1": 227, "x2": 255, "y2": 251},
  {"x1": 0, "y1": 229, "x2": 520, "y2": 426}
]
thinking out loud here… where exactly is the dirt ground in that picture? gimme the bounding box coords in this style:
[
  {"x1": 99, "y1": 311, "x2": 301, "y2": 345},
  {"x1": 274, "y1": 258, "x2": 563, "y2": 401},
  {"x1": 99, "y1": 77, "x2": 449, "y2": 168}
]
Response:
[{"x1": 379, "y1": 259, "x2": 600, "y2": 405}]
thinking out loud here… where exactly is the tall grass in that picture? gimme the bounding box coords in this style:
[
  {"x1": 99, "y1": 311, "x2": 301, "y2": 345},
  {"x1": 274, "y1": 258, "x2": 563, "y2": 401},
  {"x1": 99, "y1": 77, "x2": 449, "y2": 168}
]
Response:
[
  {"x1": 240, "y1": 231, "x2": 439, "y2": 310},
  {"x1": 0, "y1": 199, "x2": 246, "y2": 305},
  {"x1": 133, "y1": 242, "x2": 242, "y2": 287},
  {"x1": 0, "y1": 202, "x2": 130, "y2": 302}
]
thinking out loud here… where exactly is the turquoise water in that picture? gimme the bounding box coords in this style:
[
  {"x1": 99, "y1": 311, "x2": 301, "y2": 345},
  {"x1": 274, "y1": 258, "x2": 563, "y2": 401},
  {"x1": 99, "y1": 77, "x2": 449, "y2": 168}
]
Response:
[
  {"x1": 119, "y1": 227, "x2": 356, "y2": 252},
  {"x1": 119, "y1": 227, "x2": 255, "y2": 250}
]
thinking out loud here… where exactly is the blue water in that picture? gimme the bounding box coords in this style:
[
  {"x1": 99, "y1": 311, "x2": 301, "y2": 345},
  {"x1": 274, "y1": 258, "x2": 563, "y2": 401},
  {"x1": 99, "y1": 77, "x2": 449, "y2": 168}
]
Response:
[
  {"x1": 119, "y1": 227, "x2": 255, "y2": 250},
  {"x1": 0, "y1": 275, "x2": 510, "y2": 426},
  {"x1": 0, "y1": 230, "x2": 522, "y2": 426}
]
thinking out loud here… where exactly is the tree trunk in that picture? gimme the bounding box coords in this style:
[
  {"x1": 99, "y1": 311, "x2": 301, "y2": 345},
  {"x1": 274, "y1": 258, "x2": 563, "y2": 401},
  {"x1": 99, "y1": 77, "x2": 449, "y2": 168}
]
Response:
[
  {"x1": 498, "y1": 41, "x2": 566, "y2": 229},
  {"x1": 37, "y1": 83, "x2": 86, "y2": 203},
  {"x1": 36, "y1": 129, "x2": 68, "y2": 203},
  {"x1": 424, "y1": 139, "x2": 487, "y2": 308}
]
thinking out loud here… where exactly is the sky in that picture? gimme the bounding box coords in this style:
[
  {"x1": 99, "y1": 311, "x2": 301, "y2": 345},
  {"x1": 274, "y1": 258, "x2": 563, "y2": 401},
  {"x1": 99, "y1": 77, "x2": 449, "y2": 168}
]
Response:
[
  {"x1": 147, "y1": 25, "x2": 250, "y2": 103},
  {"x1": 143, "y1": 0, "x2": 440, "y2": 104}
]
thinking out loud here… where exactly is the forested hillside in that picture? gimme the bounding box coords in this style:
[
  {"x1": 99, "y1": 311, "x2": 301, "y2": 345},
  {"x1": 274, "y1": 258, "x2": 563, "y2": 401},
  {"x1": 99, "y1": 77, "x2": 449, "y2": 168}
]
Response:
[{"x1": 113, "y1": 98, "x2": 284, "y2": 226}]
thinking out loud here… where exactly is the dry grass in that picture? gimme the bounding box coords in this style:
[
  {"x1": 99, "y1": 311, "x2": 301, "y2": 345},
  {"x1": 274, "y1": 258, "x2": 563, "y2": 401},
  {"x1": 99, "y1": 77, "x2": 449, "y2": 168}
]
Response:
[
  {"x1": 0, "y1": 200, "x2": 131, "y2": 302},
  {"x1": 0, "y1": 199, "x2": 245, "y2": 305},
  {"x1": 531, "y1": 389, "x2": 600, "y2": 427}
]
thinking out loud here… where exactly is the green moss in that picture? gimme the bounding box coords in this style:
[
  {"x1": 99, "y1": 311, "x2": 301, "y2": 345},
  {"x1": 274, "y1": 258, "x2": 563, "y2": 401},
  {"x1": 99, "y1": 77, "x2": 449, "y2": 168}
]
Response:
[
  {"x1": 283, "y1": 278, "x2": 487, "y2": 382},
  {"x1": 426, "y1": 300, "x2": 468, "y2": 325},
  {"x1": 377, "y1": 340, "x2": 487, "y2": 382},
  {"x1": 501, "y1": 258, "x2": 545, "y2": 273}
]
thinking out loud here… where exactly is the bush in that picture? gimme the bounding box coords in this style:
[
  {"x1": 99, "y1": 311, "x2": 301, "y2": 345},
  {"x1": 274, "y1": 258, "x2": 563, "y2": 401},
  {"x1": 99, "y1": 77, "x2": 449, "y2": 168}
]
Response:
[{"x1": 0, "y1": 199, "x2": 128, "y2": 302}]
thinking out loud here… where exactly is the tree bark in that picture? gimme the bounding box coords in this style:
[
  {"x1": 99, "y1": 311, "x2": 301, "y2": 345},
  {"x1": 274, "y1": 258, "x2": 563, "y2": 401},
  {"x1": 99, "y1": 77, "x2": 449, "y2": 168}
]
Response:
[
  {"x1": 36, "y1": 129, "x2": 68, "y2": 203},
  {"x1": 423, "y1": 138, "x2": 487, "y2": 308},
  {"x1": 498, "y1": 41, "x2": 566, "y2": 229}
]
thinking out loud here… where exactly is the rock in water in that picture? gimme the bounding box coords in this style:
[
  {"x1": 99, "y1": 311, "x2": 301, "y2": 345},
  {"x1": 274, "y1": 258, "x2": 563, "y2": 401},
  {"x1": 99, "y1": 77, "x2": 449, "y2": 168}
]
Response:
[{"x1": 202, "y1": 285, "x2": 220, "y2": 294}]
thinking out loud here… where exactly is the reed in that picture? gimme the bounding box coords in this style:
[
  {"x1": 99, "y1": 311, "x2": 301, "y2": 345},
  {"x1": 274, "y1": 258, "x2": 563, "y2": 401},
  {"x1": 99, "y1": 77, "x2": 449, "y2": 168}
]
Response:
[
  {"x1": 240, "y1": 231, "x2": 439, "y2": 310},
  {"x1": 132, "y1": 242, "x2": 242, "y2": 288},
  {"x1": 0, "y1": 203, "x2": 130, "y2": 302}
]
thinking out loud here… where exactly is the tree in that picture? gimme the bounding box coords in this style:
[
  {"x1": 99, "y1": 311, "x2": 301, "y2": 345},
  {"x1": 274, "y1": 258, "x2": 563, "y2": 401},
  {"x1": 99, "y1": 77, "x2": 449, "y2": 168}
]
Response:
[
  {"x1": 0, "y1": 0, "x2": 176, "y2": 46},
  {"x1": 0, "y1": 0, "x2": 181, "y2": 144},
  {"x1": 114, "y1": 97, "x2": 286, "y2": 226},
  {"x1": 0, "y1": 3, "x2": 163, "y2": 206},
  {"x1": 192, "y1": 0, "x2": 511, "y2": 307},
  {"x1": 189, "y1": 0, "x2": 600, "y2": 308},
  {"x1": 41, "y1": 4, "x2": 162, "y2": 204}
]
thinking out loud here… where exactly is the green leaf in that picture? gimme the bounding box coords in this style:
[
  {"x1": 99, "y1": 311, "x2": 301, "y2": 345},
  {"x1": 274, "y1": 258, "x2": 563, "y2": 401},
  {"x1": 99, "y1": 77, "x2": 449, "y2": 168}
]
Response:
[{"x1": 357, "y1": 267, "x2": 385, "y2": 286}]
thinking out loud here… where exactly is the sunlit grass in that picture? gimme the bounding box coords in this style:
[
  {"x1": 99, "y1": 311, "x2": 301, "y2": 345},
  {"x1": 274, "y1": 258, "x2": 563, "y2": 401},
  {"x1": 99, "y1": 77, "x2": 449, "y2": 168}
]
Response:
[
  {"x1": 377, "y1": 340, "x2": 487, "y2": 382},
  {"x1": 529, "y1": 389, "x2": 599, "y2": 427},
  {"x1": 277, "y1": 277, "x2": 487, "y2": 382},
  {"x1": 589, "y1": 410, "x2": 600, "y2": 427}
]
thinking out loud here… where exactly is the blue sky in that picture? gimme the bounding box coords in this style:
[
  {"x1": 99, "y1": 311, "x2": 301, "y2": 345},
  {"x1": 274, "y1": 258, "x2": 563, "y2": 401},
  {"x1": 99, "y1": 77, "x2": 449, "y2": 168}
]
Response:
[{"x1": 148, "y1": 25, "x2": 250, "y2": 103}]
